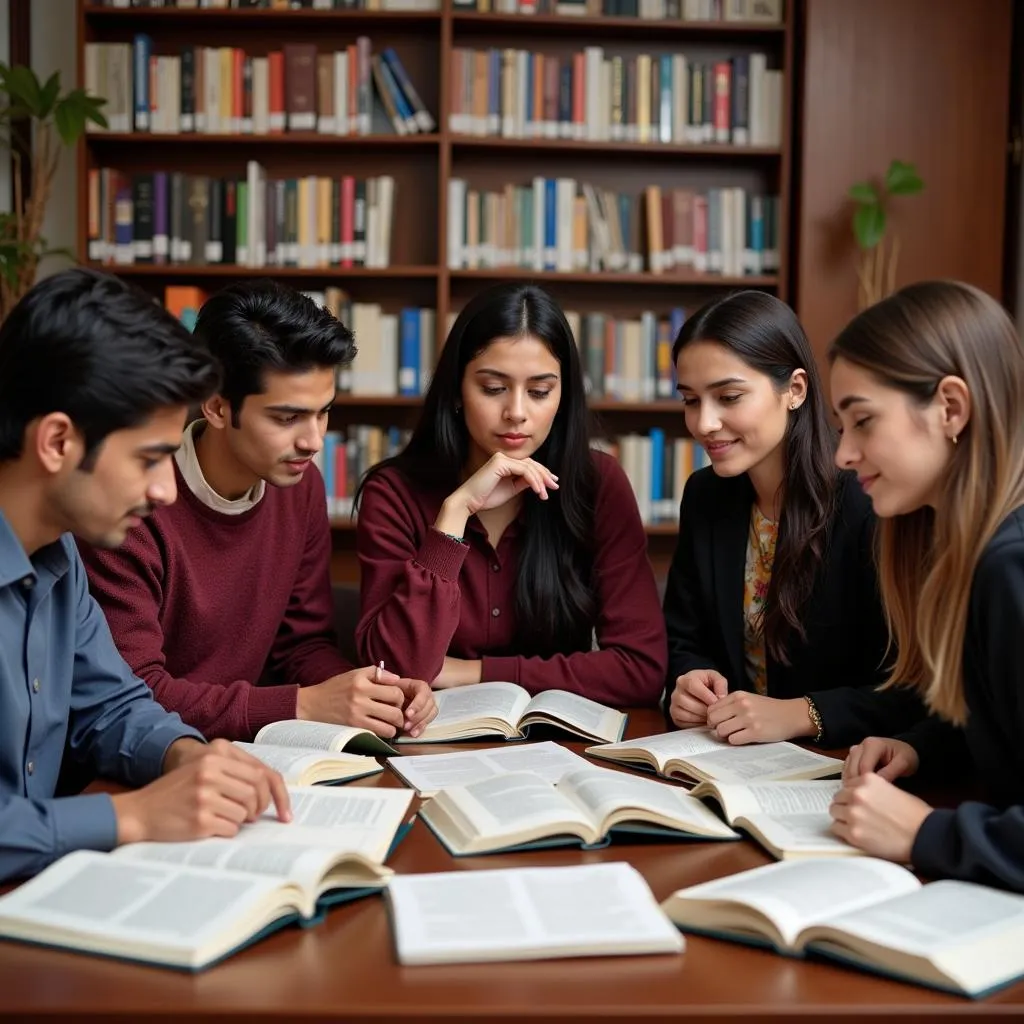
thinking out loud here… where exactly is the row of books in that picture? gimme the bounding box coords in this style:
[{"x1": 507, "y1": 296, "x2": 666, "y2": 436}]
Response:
[
  {"x1": 317, "y1": 427, "x2": 704, "y2": 524},
  {"x1": 447, "y1": 178, "x2": 780, "y2": 276},
  {"x1": 85, "y1": 40, "x2": 434, "y2": 137},
  {"x1": 93, "y1": 1, "x2": 441, "y2": 10},
  {"x1": 450, "y1": 48, "x2": 782, "y2": 147},
  {"x1": 452, "y1": 0, "x2": 782, "y2": 20},
  {"x1": 89, "y1": 166, "x2": 396, "y2": 268}
]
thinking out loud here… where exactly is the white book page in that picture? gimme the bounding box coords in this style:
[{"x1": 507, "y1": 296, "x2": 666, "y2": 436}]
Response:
[
  {"x1": 683, "y1": 743, "x2": 840, "y2": 783},
  {"x1": 253, "y1": 721, "x2": 365, "y2": 752},
  {"x1": 244, "y1": 787, "x2": 413, "y2": 861},
  {"x1": 448, "y1": 772, "x2": 594, "y2": 836},
  {"x1": 389, "y1": 741, "x2": 590, "y2": 794},
  {"x1": 115, "y1": 839, "x2": 338, "y2": 894},
  {"x1": 427, "y1": 682, "x2": 532, "y2": 730},
  {"x1": 817, "y1": 880, "x2": 1024, "y2": 956},
  {"x1": 0, "y1": 852, "x2": 282, "y2": 953},
  {"x1": 233, "y1": 742, "x2": 375, "y2": 783},
  {"x1": 590, "y1": 728, "x2": 726, "y2": 770},
  {"x1": 708, "y1": 779, "x2": 840, "y2": 823},
  {"x1": 742, "y1": 813, "x2": 855, "y2": 855},
  {"x1": 677, "y1": 857, "x2": 920, "y2": 948},
  {"x1": 388, "y1": 862, "x2": 683, "y2": 964},
  {"x1": 521, "y1": 690, "x2": 624, "y2": 741},
  {"x1": 559, "y1": 766, "x2": 737, "y2": 838}
]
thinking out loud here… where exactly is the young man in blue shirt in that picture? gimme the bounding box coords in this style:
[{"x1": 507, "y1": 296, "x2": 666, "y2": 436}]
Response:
[{"x1": 0, "y1": 268, "x2": 290, "y2": 883}]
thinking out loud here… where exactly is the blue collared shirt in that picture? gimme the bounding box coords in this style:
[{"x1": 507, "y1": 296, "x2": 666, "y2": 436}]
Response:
[{"x1": 0, "y1": 512, "x2": 202, "y2": 882}]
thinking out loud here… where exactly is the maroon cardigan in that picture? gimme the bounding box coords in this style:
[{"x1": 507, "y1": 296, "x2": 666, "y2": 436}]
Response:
[{"x1": 355, "y1": 451, "x2": 667, "y2": 707}]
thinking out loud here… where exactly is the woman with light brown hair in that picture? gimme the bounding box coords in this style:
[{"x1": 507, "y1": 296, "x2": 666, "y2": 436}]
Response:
[{"x1": 828, "y1": 279, "x2": 1024, "y2": 891}]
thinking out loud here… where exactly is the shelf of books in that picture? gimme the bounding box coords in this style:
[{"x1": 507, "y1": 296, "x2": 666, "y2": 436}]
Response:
[{"x1": 79, "y1": 0, "x2": 790, "y2": 581}]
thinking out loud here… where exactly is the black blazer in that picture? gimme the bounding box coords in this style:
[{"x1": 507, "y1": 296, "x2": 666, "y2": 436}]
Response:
[{"x1": 662, "y1": 467, "x2": 924, "y2": 747}]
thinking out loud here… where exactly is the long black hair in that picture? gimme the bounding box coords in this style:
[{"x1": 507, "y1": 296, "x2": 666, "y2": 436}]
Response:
[
  {"x1": 357, "y1": 282, "x2": 598, "y2": 656},
  {"x1": 673, "y1": 290, "x2": 839, "y2": 663}
]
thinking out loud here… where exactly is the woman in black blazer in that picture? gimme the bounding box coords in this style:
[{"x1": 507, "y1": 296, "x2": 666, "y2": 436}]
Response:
[{"x1": 663, "y1": 291, "x2": 923, "y2": 747}]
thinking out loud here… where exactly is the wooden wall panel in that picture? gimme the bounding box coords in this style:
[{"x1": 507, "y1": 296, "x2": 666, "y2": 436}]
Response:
[{"x1": 794, "y1": 0, "x2": 1013, "y2": 360}]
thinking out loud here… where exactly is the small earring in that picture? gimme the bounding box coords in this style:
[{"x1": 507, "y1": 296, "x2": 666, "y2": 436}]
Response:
[
  {"x1": 790, "y1": 402, "x2": 798, "y2": 411},
  {"x1": 951, "y1": 433, "x2": 959, "y2": 446}
]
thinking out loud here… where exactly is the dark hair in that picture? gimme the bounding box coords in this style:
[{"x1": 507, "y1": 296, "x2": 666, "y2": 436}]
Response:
[
  {"x1": 358, "y1": 282, "x2": 598, "y2": 656},
  {"x1": 673, "y1": 290, "x2": 839, "y2": 663},
  {"x1": 193, "y1": 279, "x2": 356, "y2": 426},
  {"x1": 0, "y1": 267, "x2": 220, "y2": 469}
]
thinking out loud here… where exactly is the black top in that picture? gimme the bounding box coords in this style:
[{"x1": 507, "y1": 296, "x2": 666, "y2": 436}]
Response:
[
  {"x1": 662, "y1": 467, "x2": 924, "y2": 747},
  {"x1": 906, "y1": 505, "x2": 1024, "y2": 892}
]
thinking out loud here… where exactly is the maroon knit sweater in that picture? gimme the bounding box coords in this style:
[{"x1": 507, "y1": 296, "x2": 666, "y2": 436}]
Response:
[{"x1": 78, "y1": 462, "x2": 350, "y2": 741}]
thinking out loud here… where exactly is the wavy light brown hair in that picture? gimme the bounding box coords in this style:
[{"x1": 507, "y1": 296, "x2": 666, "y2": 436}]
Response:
[{"x1": 829, "y1": 281, "x2": 1024, "y2": 724}]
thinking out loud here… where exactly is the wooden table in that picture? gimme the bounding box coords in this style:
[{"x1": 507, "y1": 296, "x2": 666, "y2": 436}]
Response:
[{"x1": 2, "y1": 709, "x2": 1022, "y2": 1021}]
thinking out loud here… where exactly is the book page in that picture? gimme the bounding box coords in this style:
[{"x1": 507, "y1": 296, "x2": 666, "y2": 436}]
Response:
[
  {"x1": 253, "y1": 720, "x2": 364, "y2": 752},
  {"x1": 817, "y1": 880, "x2": 1024, "y2": 955},
  {"x1": 589, "y1": 728, "x2": 726, "y2": 771},
  {"x1": 245, "y1": 787, "x2": 413, "y2": 861},
  {"x1": 387, "y1": 862, "x2": 684, "y2": 964},
  {"x1": 521, "y1": 690, "x2": 624, "y2": 742},
  {"x1": 233, "y1": 742, "x2": 377, "y2": 783},
  {"x1": 445, "y1": 772, "x2": 594, "y2": 837},
  {"x1": 115, "y1": 839, "x2": 340, "y2": 894},
  {"x1": 674, "y1": 857, "x2": 920, "y2": 948},
  {"x1": 705, "y1": 780, "x2": 841, "y2": 824},
  {"x1": 389, "y1": 741, "x2": 591, "y2": 794},
  {"x1": 426, "y1": 682, "x2": 533, "y2": 731},
  {"x1": 682, "y1": 743, "x2": 841, "y2": 783},
  {"x1": 559, "y1": 765, "x2": 737, "y2": 838},
  {"x1": 0, "y1": 852, "x2": 286, "y2": 954}
]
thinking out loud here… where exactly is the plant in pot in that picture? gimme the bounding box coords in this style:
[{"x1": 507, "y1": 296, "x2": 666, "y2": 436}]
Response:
[
  {"x1": 848, "y1": 159, "x2": 924, "y2": 310},
  {"x1": 0, "y1": 63, "x2": 107, "y2": 320}
]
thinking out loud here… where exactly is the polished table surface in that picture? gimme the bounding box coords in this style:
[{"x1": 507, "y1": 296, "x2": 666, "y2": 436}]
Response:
[{"x1": 2, "y1": 709, "x2": 1023, "y2": 1022}]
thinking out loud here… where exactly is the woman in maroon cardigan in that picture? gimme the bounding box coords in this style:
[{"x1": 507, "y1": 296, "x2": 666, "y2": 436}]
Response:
[{"x1": 354, "y1": 282, "x2": 667, "y2": 706}]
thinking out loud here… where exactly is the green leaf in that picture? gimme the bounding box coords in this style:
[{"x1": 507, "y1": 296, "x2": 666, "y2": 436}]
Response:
[
  {"x1": 853, "y1": 203, "x2": 886, "y2": 249},
  {"x1": 53, "y1": 99, "x2": 87, "y2": 146},
  {"x1": 847, "y1": 182, "x2": 879, "y2": 205},
  {"x1": 38, "y1": 71, "x2": 60, "y2": 118},
  {"x1": 885, "y1": 159, "x2": 924, "y2": 196},
  {"x1": 1, "y1": 65, "x2": 44, "y2": 118}
]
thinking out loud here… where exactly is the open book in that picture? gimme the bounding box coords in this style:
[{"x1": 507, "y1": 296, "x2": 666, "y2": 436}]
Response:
[
  {"x1": 395, "y1": 682, "x2": 626, "y2": 744},
  {"x1": 387, "y1": 862, "x2": 684, "y2": 964},
  {"x1": 0, "y1": 787, "x2": 414, "y2": 971},
  {"x1": 660, "y1": 858, "x2": 1024, "y2": 998},
  {"x1": 420, "y1": 766, "x2": 739, "y2": 855},
  {"x1": 253, "y1": 719, "x2": 398, "y2": 756},
  {"x1": 586, "y1": 728, "x2": 842, "y2": 784},
  {"x1": 387, "y1": 740, "x2": 592, "y2": 797},
  {"x1": 234, "y1": 741, "x2": 383, "y2": 786},
  {"x1": 690, "y1": 779, "x2": 856, "y2": 860}
]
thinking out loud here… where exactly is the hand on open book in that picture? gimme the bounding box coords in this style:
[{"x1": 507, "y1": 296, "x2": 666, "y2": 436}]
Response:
[
  {"x1": 296, "y1": 666, "x2": 406, "y2": 738},
  {"x1": 843, "y1": 736, "x2": 920, "y2": 783},
  {"x1": 111, "y1": 738, "x2": 292, "y2": 846},
  {"x1": 706, "y1": 692, "x2": 816, "y2": 744},
  {"x1": 829, "y1": 771, "x2": 933, "y2": 863},
  {"x1": 669, "y1": 669, "x2": 729, "y2": 727},
  {"x1": 397, "y1": 676, "x2": 438, "y2": 739}
]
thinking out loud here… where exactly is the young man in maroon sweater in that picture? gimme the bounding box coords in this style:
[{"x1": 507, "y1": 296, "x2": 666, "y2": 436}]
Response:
[{"x1": 79, "y1": 281, "x2": 435, "y2": 743}]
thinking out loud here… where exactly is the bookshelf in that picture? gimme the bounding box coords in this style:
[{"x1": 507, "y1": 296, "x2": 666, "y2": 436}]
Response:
[{"x1": 76, "y1": 0, "x2": 793, "y2": 584}]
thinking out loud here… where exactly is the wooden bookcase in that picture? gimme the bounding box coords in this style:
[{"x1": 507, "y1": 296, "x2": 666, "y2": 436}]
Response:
[{"x1": 76, "y1": 0, "x2": 794, "y2": 585}]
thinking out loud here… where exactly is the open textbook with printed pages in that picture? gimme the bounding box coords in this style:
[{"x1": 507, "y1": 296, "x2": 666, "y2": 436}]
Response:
[
  {"x1": 420, "y1": 766, "x2": 739, "y2": 855},
  {"x1": 234, "y1": 741, "x2": 383, "y2": 786},
  {"x1": 252, "y1": 719, "x2": 398, "y2": 757},
  {"x1": 659, "y1": 858, "x2": 1024, "y2": 998},
  {"x1": 387, "y1": 862, "x2": 685, "y2": 965},
  {"x1": 387, "y1": 740, "x2": 592, "y2": 796},
  {"x1": 690, "y1": 779, "x2": 857, "y2": 860},
  {"x1": 586, "y1": 728, "x2": 843, "y2": 784},
  {"x1": 395, "y1": 681, "x2": 627, "y2": 744},
  {"x1": 0, "y1": 787, "x2": 414, "y2": 972}
]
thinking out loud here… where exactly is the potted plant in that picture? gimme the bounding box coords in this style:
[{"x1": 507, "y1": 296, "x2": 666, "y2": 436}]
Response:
[
  {"x1": 848, "y1": 159, "x2": 924, "y2": 310},
  {"x1": 0, "y1": 63, "x2": 107, "y2": 320}
]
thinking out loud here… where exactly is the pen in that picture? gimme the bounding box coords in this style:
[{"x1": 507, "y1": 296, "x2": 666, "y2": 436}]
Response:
[{"x1": 375, "y1": 660, "x2": 384, "y2": 683}]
